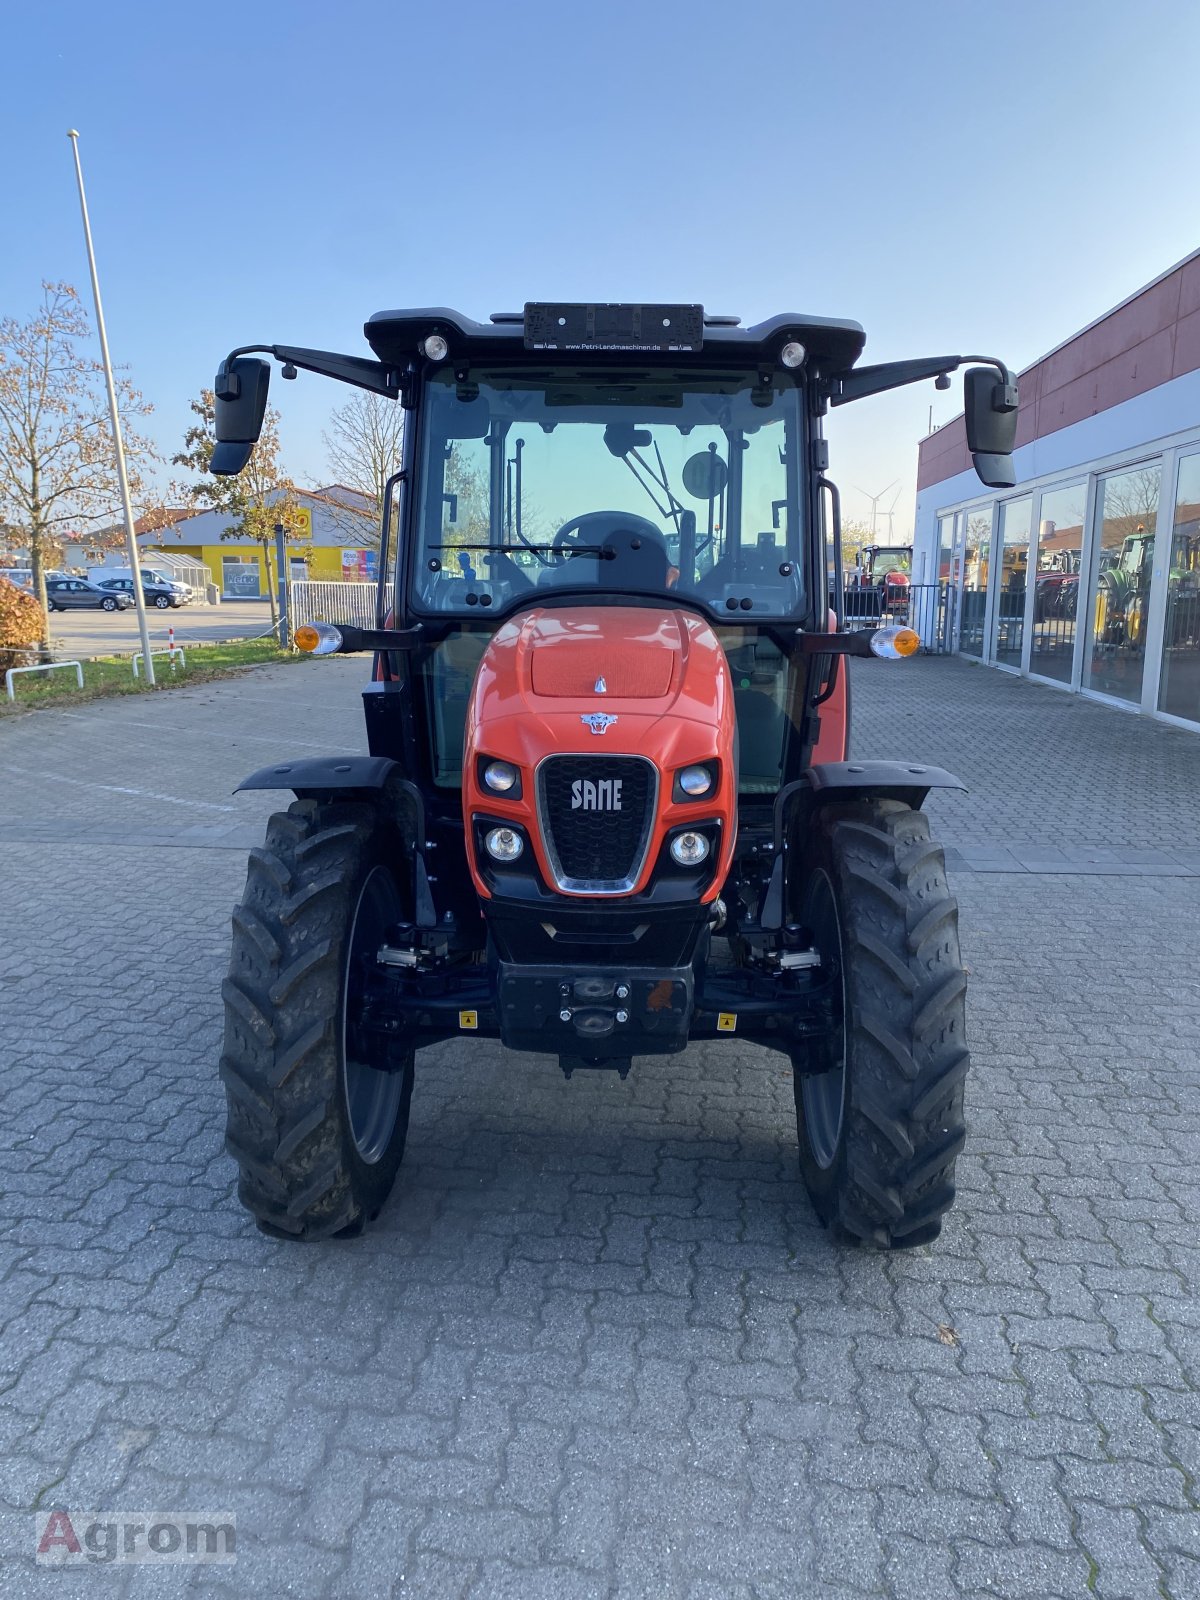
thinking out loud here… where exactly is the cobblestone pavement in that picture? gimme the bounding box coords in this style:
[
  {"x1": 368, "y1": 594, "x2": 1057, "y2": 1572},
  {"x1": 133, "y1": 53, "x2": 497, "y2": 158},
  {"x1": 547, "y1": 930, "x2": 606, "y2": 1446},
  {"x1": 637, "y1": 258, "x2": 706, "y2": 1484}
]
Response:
[{"x1": 1, "y1": 655, "x2": 1199, "y2": 1599}]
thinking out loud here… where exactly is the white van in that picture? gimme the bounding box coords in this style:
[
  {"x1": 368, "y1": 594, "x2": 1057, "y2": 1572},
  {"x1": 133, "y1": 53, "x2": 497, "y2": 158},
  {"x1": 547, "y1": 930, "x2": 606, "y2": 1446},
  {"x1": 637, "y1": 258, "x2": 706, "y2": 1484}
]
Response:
[{"x1": 89, "y1": 565, "x2": 191, "y2": 600}]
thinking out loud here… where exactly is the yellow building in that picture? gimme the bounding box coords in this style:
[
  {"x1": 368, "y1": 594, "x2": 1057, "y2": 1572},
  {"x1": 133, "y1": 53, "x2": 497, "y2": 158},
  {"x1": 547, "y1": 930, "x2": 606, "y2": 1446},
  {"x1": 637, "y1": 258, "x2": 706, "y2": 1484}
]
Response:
[{"x1": 139, "y1": 487, "x2": 378, "y2": 597}]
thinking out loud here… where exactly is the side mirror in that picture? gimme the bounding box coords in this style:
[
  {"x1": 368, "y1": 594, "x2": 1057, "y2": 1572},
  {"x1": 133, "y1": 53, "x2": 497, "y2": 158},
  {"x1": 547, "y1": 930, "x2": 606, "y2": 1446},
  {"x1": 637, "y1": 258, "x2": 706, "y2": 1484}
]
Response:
[
  {"x1": 211, "y1": 357, "x2": 271, "y2": 475},
  {"x1": 964, "y1": 367, "x2": 1019, "y2": 489}
]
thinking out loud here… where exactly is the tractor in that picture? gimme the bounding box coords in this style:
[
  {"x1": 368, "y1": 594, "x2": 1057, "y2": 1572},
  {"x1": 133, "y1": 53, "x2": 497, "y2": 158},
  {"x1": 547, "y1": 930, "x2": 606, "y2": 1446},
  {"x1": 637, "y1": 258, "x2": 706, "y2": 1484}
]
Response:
[
  {"x1": 841, "y1": 542, "x2": 912, "y2": 623},
  {"x1": 211, "y1": 304, "x2": 1017, "y2": 1248},
  {"x1": 1095, "y1": 527, "x2": 1157, "y2": 650},
  {"x1": 858, "y1": 543, "x2": 914, "y2": 614}
]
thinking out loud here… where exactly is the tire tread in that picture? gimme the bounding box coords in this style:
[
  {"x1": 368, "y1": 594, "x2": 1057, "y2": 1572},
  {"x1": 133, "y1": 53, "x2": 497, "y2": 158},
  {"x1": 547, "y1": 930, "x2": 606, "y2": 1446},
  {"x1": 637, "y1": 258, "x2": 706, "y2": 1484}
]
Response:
[
  {"x1": 219, "y1": 798, "x2": 412, "y2": 1241},
  {"x1": 797, "y1": 799, "x2": 969, "y2": 1249}
]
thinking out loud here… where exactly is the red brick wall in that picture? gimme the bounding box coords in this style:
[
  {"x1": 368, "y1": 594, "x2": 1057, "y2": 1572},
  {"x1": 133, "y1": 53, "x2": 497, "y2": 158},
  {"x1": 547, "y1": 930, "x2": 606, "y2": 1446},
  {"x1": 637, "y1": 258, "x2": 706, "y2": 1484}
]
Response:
[{"x1": 917, "y1": 253, "x2": 1200, "y2": 490}]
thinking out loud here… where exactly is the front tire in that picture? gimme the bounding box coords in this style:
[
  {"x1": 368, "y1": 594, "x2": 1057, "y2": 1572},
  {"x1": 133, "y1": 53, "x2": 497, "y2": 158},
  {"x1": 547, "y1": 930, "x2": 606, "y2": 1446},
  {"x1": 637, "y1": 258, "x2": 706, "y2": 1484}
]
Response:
[
  {"x1": 794, "y1": 799, "x2": 968, "y2": 1249},
  {"x1": 154, "y1": 594, "x2": 171, "y2": 609},
  {"x1": 101, "y1": 597, "x2": 118, "y2": 611},
  {"x1": 219, "y1": 798, "x2": 414, "y2": 1240}
]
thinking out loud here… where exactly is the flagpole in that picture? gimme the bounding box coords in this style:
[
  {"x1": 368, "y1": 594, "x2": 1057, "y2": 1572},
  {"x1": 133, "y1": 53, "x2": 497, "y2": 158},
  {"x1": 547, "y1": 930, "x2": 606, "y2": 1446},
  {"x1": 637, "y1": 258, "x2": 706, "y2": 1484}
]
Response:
[{"x1": 66, "y1": 129, "x2": 156, "y2": 685}]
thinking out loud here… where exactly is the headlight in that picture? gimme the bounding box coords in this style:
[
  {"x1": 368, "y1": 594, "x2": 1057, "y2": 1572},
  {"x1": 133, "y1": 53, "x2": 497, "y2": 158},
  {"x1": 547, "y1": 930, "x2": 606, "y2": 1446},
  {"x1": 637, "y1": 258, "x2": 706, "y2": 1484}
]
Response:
[
  {"x1": 484, "y1": 826, "x2": 524, "y2": 862},
  {"x1": 482, "y1": 759, "x2": 519, "y2": 794},
  {"x1": 670, "y1": 831, "x2": 710, "y2": 866},
  {"x1": 422, "y1": 333, "x2": 449, "y2": 362},
  {"x1": 676, "y1": 764, "x2": 715, "y2": 799},
  {"x1": 780, "y1": 340, "x2": 807, "y2": 369}
]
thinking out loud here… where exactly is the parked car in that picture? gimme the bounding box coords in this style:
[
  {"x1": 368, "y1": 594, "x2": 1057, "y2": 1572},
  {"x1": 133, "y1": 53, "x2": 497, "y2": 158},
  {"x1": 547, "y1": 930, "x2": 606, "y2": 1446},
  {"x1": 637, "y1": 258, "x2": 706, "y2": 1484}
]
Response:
[
  {"x1": 45, "y1": 578, "x2": 134, "y2": 612},
  {"x1": 94, "y1": 575, "x2": 187, "y2": 610}
]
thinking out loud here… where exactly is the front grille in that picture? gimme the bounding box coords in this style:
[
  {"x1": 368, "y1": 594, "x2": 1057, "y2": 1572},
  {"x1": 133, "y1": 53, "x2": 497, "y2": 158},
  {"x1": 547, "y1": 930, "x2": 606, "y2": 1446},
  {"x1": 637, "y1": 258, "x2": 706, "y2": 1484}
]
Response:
[{"x1": 537, "y1": 755, "x2": 657, "y2": 891}]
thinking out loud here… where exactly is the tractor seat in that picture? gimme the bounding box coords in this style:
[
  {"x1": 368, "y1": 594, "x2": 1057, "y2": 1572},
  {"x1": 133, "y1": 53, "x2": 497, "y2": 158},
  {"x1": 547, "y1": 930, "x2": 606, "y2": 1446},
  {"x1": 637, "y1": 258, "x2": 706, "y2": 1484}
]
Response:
[{"x1": 603, "y1": 530, "x2": 672, "y2": 590}]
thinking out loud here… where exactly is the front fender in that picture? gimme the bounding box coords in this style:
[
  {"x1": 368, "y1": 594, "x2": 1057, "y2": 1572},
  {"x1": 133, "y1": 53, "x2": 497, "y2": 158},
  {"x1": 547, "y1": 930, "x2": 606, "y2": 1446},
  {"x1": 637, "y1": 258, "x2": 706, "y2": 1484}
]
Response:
[
  {"x1": 806, "y1": 759, "x2": 966, "y2": 808},
  {"x1": 234, "y1": 755, "x2": 436, "y2": 929},
  {"x1": 234, "y1": 755, "x2": 399, "y2": 795}
]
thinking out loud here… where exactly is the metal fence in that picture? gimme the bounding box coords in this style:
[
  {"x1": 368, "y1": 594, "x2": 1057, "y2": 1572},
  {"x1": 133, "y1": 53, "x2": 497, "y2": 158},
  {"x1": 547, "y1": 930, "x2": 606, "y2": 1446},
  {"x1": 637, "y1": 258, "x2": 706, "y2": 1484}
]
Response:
[
  {"x1": 835, "y1": 581, "x2": 955, "y2": 653},
  {"x1": 289, "y1": 580, "x2": 376, "y2": 631},
  {"x1": 906, "y1": 582, "x2": 955, "y2": 654},
  {"x1": 1166, "y1": 587, "x2": 1200, "y2": 650}
]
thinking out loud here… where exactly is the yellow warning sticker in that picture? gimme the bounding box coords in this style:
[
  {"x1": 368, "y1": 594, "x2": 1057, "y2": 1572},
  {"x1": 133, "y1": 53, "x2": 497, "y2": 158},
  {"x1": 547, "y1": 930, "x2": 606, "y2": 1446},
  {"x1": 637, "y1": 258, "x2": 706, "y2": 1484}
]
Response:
[
  {"x1": 717, "y1": 1012, "x2": 737, "y2": 1033},
  {"x1": 458, "y1": 1010, "x2": 478, "y2": 1031}
]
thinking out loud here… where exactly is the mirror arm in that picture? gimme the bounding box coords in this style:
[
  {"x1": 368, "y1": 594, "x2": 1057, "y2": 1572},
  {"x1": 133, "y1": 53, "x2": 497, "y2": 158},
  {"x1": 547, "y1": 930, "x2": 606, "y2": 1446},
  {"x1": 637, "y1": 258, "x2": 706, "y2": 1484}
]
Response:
[
  {"x1": 960, "y1": 354, "x2": 1016, "y2": 388},
  {"x1": 223, "y1": 344, "x2": 405, "y2": 400},
  {"x1": 830, "y1": 356, "x2": 962, "y2": 406},
  {"x1": 828, "y1": 354, "x2": 1015, "y2": 408}
]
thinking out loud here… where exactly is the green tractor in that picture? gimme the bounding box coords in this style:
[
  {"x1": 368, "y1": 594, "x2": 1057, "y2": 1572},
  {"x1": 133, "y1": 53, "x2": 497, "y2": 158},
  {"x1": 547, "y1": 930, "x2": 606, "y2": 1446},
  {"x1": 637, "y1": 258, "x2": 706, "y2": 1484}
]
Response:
[{"x1": 1095, "y1": 527, "x2": 1154, "y2": 650}]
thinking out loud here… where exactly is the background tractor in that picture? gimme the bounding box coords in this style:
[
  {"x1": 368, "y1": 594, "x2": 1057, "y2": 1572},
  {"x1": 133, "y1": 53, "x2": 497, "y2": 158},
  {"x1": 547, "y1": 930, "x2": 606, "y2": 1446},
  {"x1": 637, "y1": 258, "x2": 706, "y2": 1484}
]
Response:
[
  {"x1": 1095, "y1": 527, "x2": 1155, "y2": 650},
  {"x1": 211, "y1": 303, "x2": 1017, "y2": 1249},
  {"x1": 858, "y1": 543, "x2": 913, "y2": 612}
]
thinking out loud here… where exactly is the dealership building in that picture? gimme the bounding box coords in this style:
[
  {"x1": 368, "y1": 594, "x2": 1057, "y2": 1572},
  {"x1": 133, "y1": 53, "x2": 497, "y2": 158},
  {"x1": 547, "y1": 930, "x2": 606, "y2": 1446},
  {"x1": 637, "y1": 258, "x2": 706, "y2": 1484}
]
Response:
[{"x1": 912, "y1": 249, "x2": 1200, "y2": 731}]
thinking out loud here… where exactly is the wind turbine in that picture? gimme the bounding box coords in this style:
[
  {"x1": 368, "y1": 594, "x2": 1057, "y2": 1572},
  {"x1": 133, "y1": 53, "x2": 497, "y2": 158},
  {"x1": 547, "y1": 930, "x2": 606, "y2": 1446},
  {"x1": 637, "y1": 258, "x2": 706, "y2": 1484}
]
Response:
[
  {"x1": 855, "y1": 481, "x2": 899, "y2": 542},
  {"x1": 878, "y1": 483, "x2": 904, "y2": 544}
]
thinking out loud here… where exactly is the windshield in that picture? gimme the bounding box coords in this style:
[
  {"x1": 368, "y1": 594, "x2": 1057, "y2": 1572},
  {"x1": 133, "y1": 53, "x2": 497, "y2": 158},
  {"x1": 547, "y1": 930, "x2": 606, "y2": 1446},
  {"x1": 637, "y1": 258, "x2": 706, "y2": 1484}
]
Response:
[
  {"x1": 873, "y1": 550, "x2": 911, "y2": 576},
  {"x1": 411, "y1": 365, "x2": 807, "y2": 619}
]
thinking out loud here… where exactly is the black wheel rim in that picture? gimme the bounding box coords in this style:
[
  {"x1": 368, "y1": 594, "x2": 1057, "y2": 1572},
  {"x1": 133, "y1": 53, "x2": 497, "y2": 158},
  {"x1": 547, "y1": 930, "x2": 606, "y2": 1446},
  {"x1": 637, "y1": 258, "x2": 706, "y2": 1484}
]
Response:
[
  {"x1": 341, "y1": 865, "x2": 404, "y2": 1164},
  {"x1": 801, "y1": 868, "x2": 848, "y2": 1171}
]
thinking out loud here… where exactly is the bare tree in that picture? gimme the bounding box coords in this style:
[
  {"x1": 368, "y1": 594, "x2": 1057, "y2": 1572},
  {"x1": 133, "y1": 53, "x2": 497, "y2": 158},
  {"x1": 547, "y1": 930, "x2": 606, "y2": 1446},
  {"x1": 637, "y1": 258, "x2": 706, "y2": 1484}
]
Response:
[
  {"x1": 322, "y1": 391, "x2": 405, "y2": 542},
  {"x1": 839, "y1": 517, "x2": 874, "y2": 568},
  {"x1": 173, "y1": 391, "x2": 307, "y2": 627},
  {"x1": 1099, "y1": 467, "x2": 1161, "y2": 548},
  {"x1": 0, "y1": 282, "x2": 155, "y2": 646}
]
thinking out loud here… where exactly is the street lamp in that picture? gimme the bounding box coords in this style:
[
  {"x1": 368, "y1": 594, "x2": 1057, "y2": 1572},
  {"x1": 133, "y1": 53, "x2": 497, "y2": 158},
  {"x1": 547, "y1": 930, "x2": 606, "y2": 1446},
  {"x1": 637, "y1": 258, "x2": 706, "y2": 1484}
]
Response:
[
  {"x1": 66, "y1": 131, "x2": 156, "y2": 685},
  {"x1": 274, "y1": 521, "x2": 291, "y2": 649}
]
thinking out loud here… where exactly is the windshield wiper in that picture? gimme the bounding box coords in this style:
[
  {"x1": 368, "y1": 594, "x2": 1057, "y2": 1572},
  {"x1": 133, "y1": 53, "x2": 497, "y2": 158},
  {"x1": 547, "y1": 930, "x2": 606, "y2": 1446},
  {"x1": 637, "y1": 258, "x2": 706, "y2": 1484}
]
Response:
[{"x1": 621, "y1": 444, "x2": 685, "y2": 532}]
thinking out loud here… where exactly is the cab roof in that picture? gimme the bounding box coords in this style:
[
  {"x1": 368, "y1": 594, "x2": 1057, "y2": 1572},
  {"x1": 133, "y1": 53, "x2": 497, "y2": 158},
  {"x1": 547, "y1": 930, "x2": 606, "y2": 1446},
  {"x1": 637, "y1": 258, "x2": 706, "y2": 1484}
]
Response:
[{"x1": 364, "y1": 306, "x2": 867, "y2": 375}]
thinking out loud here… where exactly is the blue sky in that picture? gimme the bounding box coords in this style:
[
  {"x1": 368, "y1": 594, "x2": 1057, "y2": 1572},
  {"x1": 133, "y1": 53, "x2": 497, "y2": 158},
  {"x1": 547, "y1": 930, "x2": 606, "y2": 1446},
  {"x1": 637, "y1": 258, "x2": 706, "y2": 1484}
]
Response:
[{"x1": 4, "y1": 0, "x2": 1198, "y2": 536}]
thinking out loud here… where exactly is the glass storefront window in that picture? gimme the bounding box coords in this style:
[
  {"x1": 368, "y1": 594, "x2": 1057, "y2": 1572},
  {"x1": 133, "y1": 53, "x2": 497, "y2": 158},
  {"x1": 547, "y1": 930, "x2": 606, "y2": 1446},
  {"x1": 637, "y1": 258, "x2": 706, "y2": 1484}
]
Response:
[
  {"x1": 992, "y1": 497, "x2": 1031, "y2": 667},
  {"x1": 1031, "y1": 482, "x2": 1086, "y2": 684},
  {"x1": 959, "y1": 506, "x2": 993, "y2": 657},
  {"x1": 221, "y1": 555, "x2": 261, "y2": 598},
  {"x1": 937, "y1": 514, "x2": 955, "y2": 584},
  {"x1": 1083, "y1": 464, "x2": 1161, "y2": 704},
  {"x1": 1158, "y1": 452, "x2": 1200, "y2": 724}
]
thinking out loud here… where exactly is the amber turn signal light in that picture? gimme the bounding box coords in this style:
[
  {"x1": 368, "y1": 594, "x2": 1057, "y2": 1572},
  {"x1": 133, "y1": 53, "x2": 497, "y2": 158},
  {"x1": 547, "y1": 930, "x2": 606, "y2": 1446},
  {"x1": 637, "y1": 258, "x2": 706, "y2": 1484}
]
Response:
[
  {"x1": 293, "y1": 622, "x2": 343, "y2": 656},
  {"x1": 869, "y1": 626, "x2": 920, "y2": 659}
]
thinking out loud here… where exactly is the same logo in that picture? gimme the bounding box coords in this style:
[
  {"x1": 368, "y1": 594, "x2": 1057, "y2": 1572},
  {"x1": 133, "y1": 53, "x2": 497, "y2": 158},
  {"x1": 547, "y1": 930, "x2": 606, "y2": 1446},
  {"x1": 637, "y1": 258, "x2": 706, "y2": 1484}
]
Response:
[{"x1": 571, "y1": 778, "x2": 623, "y2": 812}]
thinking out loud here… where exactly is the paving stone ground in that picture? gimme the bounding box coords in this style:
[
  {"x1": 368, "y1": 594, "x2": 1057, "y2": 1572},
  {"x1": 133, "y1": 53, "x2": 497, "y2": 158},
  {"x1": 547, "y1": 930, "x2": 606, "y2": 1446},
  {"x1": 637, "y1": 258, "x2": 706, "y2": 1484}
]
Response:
[{"x1": 1, "y1": 653, "x2": 1199, "y2": 1599}]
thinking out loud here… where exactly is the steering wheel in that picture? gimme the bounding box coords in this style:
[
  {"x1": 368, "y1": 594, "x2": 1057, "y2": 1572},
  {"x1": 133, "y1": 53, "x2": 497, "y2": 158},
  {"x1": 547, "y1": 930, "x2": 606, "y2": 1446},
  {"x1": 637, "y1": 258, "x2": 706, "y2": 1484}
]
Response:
[{"x1": 551, "y1": 510, "x2": 665, "y2": 560}]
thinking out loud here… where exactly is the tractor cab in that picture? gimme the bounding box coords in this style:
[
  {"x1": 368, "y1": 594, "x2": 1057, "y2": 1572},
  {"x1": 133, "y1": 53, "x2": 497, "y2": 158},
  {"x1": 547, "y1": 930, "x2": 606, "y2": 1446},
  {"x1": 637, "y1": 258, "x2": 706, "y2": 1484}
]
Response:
[
  {"x1": 211, "y1": 303, "x2": 1017, "y2": 1250},
  {"x1": 860, "y1": 543, "x2": 913, "y2": 584}
]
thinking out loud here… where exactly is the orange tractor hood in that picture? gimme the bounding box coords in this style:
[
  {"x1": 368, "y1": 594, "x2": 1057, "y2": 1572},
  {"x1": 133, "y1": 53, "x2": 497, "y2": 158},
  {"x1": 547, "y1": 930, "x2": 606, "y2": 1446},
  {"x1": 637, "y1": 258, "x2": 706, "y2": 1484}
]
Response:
[{"x1": 463, "y1": 606, "x2": 737, "y2": 900}]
